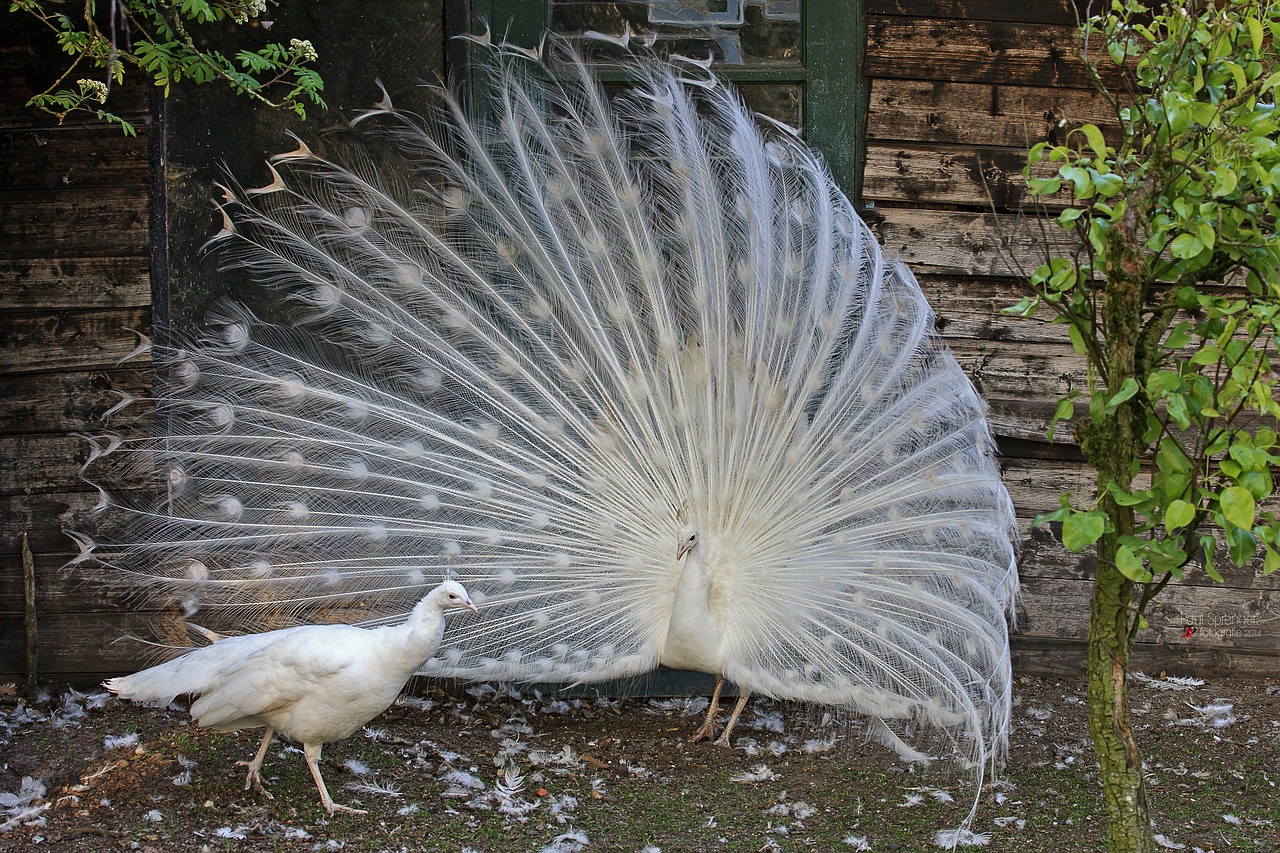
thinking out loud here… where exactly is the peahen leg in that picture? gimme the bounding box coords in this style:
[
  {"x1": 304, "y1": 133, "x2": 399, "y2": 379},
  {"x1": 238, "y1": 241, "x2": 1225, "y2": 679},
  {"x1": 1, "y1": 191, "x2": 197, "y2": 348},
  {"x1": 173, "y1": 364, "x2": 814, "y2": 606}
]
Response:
[
  {"x1": 689, "y1": 676, "x2": 725, "y2": 742},
  {"x1": 714, "y1": 690, "x2": 752, "y2": 748},
  {"x1": 236, "y1": 727, "x2": 275, "y2": 798},
  {"x1": 303, "y1": 742, "x2": 366, "y2": 815}
]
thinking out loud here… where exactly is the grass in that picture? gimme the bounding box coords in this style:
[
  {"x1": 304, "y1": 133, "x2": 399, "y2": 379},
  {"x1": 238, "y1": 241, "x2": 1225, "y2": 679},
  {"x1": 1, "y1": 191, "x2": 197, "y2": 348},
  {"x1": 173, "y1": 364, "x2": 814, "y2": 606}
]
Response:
[{"x1": 2, "y1": 676, "x2": 1277, "y2": 851}]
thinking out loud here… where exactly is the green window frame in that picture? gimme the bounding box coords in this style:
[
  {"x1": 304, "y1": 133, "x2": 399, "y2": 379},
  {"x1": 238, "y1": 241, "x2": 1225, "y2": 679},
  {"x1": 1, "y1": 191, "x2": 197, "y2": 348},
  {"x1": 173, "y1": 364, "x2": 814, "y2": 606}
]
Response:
[{"x1": 461, "y1": 0, "x2": 868, "y2": 204}]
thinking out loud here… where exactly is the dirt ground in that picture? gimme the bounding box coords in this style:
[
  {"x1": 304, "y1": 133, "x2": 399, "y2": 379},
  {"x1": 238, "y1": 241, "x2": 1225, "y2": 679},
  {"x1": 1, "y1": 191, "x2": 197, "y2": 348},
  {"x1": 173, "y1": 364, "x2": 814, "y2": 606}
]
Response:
[{"x1": 1, "y1": 673, "x2": 1277, "y2": 852}]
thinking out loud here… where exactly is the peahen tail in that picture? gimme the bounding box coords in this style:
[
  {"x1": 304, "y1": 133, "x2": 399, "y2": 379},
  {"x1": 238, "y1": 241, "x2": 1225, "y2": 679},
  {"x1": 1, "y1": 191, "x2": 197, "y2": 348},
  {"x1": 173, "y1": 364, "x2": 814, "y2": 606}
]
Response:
[{"x1": 78, "y1": 35, "x2": 1019, "y2": 780}]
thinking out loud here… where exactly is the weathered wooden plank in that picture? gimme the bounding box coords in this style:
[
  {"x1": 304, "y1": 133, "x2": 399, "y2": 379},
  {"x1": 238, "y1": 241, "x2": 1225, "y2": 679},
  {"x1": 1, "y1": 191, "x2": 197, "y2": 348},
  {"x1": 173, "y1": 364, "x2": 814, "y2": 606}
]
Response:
[
  {"x1": 1011, "y1": 637, "x2": 1280, "y2": 678},
  {"x1": 0, "y1": 307, "x2": 151, "y2": 373},
  {"x1": 867, "y1": 0, "x2": 1078, "y2": 26},
  {"x1": 1001, "y1": 455, "x2": 1093, "y2": 516},
  {"x1": 866, "y1": 17, "x2": 1099, "y2": 89},
  {"x1": 0, "y1": 432, "x2": 157, "y2": 498},
  {"x1": 0, "y1": 187, "x2": 148, "y2": 258},
  {"x1": 0, "y1": 368, "x2": 150, "y2": 436},
  {"x1": 865, "y1": 143, "x2": 1071, "y2": 210},
  {"x1": 0, "y1": 255, "x2": 150, "y2": 311},
  {"x1": 949, "y1": 337, "x2": 1083, "y2": 403},
  {"x1": 0, "y1": 124, "x2": 149, "y2": 191},
  {"x1": 0, "y1": 610, "x2": 173, "y2": 678},
  {"x1": 1018, "y1": 576, "x2": 1280, "y2": 652},
  {"x1": 0, "y1": 70, "x2": 150, "y2": 128},
  {"x1": 1014, "y1": 521, "x2": 1280, "y2": 591},
  {"x1": 0, "y1": 433, "x2": 92, "y2": 496},
  {"x1": 867, "y1": 78, "x2": 1116, "y2": 149},
  {"x1": 874, "y1": 207, "x2": 1056, "y2": 276},
  {"x1": 0, "y1": 489, "x2": 106, "y2": 554},
  {"x1": 0, "y1": 550, "x2": 137, "y2": 615},
  {"x1": 918, "y1": 275, "x2": 1070, "y2": 344}
]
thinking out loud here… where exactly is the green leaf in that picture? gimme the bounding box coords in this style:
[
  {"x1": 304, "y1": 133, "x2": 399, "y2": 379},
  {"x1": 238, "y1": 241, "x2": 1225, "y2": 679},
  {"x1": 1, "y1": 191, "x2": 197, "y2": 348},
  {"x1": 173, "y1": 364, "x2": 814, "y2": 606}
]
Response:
[
  {"x1": 1048, "y1": 397, "x2": 1074, "y2": 442},
  {"x1": 1060, "y1": 165, "x2": 1093, "y2": 196},
  {"x1": 1169, "y1": 392, "x2": 1194, "y2": 428},
  {"x1": 1107, "y1": 377, "x2": 1140, "y2": 409},
  {"x1": 1115, "y1": 545, "x2": 1152, "y2": 582},
  {"x1": 1106, "y1": 483, "x2": 1150, "y2": 507},
  {"x1": 1220, "y1": 486, "x2": 1257, "y2": 530},
  {"x1": 1002, "y1": 296, "x2": 1040, "y2": 317},
  {"x1": 1165, "y1": 499, "x2": 1195, "y2": 531},
  {"x1": 1264, "y1": 545, "x2": 1280, "y2": 576},
  {"x1": 1067, "y1": 322, "x2": 1089, "y2": 356},
  {"x1": 1226, "y1": 525, "x2": 1257, "y2": 567},
  {"x1": 1212, "y1": 166, "x2": 1239, "y2": 197},
  {"x1": 1170, "y1": 233, "x2": 1205, "y2": 259},
  {"x1": 1248, "y1": 16, "x2": 1264, "y2": 52},
  {"x1": 1167, "y1": 322, "x2": 1192, "y2": 348},
  {"x1": 1081, "y1": 123, "x2": 1108, "y2": 159},
  {"x1": 1027, "y1": 177, "x2": 1062, "y2": 195},
  {"x1": 1032, "y1": 506, "x2": 1070, "y2": 528},
  {"x1": 1062, "y1": 510, "x2": 1106, "y2": 552},
  {"x1": 1199, "y1": 535, "x2": 1222, "y2": 582}
]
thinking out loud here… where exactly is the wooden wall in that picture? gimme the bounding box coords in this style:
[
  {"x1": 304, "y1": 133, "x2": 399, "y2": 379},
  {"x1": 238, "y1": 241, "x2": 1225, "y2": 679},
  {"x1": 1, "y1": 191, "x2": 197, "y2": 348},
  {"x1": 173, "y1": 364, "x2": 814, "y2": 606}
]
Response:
[
  {"x1": 863, "y1": 0, "x2": 1278, "y2": 674},
  {"x1": 0, "y1": 19, "x2": 155, "y2": 681},
  {"x1": 2, "y1": 1, "x2": 1276, "y2": 682}
]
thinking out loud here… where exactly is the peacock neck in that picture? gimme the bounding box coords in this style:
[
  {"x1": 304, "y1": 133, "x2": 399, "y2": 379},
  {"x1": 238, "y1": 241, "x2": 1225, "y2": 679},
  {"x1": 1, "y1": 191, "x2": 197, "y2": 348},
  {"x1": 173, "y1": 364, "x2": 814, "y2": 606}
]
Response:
[
  {"x1": 661, "y1": 544, "x2": 724, "y2": 673},
  {"x1": 377, "y1": 597, "x2": 446, "y2": 673}
]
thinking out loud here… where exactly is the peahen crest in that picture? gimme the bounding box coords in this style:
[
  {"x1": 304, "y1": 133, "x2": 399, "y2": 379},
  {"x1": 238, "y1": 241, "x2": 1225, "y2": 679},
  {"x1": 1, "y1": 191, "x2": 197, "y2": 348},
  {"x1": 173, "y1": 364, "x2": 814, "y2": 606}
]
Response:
[{"x1": 78, "y1": 35, "x2": 1019, "y2": 796}]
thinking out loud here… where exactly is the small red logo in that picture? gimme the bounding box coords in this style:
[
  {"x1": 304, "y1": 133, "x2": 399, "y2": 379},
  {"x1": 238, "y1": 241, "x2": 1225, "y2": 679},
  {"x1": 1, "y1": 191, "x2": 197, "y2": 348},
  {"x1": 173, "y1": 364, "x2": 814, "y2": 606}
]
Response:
[{"x1": 1182, "y1": 626, "x2": 1197, "y2": 638}]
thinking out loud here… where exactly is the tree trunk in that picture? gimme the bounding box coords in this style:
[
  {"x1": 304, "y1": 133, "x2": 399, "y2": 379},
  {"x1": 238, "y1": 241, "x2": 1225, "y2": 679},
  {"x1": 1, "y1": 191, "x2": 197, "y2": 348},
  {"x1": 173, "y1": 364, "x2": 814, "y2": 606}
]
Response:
[
  {"x1": 1086, "y1": 215, "x2": 1156, "y2": 852},
  {"x1": 1088, "y1": 550, "x2": 1155, "y2": 853}
]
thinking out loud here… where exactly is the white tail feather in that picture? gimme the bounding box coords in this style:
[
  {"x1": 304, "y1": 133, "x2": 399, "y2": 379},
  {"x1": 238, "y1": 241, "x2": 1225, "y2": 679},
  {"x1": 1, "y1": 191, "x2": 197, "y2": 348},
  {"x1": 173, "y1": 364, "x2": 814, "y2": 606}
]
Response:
[{"x1": 79, "y1": 38, "x2": 1018, "y2": 792}]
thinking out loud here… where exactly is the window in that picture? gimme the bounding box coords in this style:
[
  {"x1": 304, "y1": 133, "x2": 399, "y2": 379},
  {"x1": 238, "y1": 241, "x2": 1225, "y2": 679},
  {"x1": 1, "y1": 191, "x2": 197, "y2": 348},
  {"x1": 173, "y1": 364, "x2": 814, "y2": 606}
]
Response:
[{"x1": 460, "y1": 0, "x2": 867, "y2": 201}]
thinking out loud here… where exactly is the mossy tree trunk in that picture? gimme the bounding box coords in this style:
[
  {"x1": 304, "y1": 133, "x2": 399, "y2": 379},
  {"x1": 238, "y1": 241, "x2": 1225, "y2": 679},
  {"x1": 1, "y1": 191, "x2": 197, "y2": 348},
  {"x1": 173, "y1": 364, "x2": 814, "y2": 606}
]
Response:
[{"x1": 1078, "y1": 218, "x2": 1156, "y2": 853}]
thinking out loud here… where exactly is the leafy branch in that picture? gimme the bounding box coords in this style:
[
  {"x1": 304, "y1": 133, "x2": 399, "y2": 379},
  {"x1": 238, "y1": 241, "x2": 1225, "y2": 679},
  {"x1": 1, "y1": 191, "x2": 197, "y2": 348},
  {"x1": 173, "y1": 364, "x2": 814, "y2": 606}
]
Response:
[
  {"x1": 10, "y1": 0, "x2": 327, "y2": 135},
  {"x1": 1007, "y1": 2, "x2": 1280, "y2": 850}
]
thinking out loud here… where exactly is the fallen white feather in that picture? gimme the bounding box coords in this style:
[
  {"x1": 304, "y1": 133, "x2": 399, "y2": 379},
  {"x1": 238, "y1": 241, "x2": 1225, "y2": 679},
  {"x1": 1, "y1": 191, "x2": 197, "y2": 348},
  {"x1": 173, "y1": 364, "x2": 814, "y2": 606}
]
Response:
[
  {"x1": 731, "y1": 764, "x2": 779, "y2": 783},
  {"x1": 1133, "y1": 672, "x2": 1204, "y2": 691},
  {"x1": 539, "y1": 828, "x2": 589, "y2": 852},
  {"x1": 934, "y1": 828, "x2": 991, "y2": 848}
]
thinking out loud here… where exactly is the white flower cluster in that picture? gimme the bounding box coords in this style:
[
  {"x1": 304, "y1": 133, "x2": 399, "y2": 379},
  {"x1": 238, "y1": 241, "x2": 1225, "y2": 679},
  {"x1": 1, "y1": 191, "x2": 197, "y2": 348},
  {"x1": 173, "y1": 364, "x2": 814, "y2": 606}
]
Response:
[
  {"x1": 289, "y1": 38, "x2": 318, "y2": 63},
  {"x1": 229, "y1": 0, "x2": 267, "y2": 25},
  {"x1": 76, "y1": 79, "x2": 108, "y2": 103}
]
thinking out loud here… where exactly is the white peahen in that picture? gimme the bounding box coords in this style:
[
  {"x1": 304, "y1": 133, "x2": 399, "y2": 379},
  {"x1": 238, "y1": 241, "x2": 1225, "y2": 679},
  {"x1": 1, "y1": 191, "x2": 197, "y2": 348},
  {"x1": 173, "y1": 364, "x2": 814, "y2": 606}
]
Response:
[
  {"x1": 78, "y1": 34, "x2": 1019, "y2": 805},
  {"x1": 105, "y1": 580, "x2": 476, "y2": 814}
]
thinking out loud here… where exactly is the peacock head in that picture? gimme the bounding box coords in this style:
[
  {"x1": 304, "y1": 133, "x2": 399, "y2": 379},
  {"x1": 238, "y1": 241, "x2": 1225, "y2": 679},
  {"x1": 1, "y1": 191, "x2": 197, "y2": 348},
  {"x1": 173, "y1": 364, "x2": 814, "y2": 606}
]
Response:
[
  {"x1": 675, "y1": 525, "x2": 700, "y2": 561},
  {"x1": 435, "y1": 580, "x2": 478, "y2": 613}
]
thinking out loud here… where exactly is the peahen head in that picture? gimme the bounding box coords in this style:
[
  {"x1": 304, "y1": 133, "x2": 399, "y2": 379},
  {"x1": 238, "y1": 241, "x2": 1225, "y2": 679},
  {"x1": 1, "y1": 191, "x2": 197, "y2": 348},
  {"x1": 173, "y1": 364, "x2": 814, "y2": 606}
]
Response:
[
  {"x1": 432, "y1": 580, "x2": 478, "y2": 613},
  {"x1": 676, "y1": 526, "x2": 700, "y2": 561}
]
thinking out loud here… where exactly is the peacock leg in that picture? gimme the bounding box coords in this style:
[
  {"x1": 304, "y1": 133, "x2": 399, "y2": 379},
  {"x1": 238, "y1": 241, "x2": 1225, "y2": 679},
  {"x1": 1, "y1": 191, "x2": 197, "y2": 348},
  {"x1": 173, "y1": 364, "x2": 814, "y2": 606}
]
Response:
[
  {"x1": 714, "y1": 690, "x2": 752, "y2": 748},
  {"x1": 236, "y1": 727, "x2": 275, "y2": 798},
  {"x1": 304, "y1": 742, "x2": 366, "y2": 815},
  {"x1": 689, "y1": 676, "x2": 725, "y2": 742}
]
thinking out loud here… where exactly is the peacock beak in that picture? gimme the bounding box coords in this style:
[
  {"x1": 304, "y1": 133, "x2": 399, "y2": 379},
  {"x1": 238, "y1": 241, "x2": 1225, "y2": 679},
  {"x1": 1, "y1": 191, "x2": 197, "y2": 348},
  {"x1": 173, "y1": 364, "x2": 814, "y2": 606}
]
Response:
[
  {"x1": 464, "y1": 599, "x2": 478, "y2": 613},
  {"x1": 676, "y1": 542, "x2": 690, "y2": 561}
]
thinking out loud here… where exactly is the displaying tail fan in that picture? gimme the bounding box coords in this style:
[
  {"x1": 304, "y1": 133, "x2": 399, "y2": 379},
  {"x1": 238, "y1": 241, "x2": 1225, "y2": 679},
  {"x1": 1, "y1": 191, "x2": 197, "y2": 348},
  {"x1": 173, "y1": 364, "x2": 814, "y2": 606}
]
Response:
[{"x1": 79, "y1": 35, "x2": 1018, "y2": 798}]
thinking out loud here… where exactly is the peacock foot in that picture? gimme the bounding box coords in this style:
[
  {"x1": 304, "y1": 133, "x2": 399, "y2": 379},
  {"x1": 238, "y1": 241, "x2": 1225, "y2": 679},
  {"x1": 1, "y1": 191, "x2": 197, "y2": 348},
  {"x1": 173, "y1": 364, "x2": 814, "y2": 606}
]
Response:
[
  {"x1": 236, "y1": 760, "x2": 274, "y2": 799},
  {"x1": 688, "y1": 720, "x2": 721, "y2": 743},
  {"x1": 326, "y1": 802, "x2": 368, "y2": 815}
]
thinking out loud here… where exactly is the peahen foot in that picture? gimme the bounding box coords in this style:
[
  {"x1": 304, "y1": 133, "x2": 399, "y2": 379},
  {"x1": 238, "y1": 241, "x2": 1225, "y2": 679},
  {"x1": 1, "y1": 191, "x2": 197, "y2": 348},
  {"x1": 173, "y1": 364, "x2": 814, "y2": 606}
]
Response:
[{"x1": 237, "y1": 728, "x2": 275, "y2": 799}]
